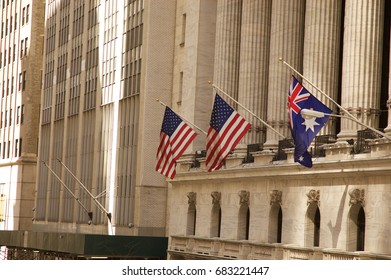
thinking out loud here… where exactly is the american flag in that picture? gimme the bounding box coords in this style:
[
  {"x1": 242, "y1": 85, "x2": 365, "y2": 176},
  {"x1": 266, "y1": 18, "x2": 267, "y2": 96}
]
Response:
[
  {"x1": 156, "y1": 106, "x2": 197, "y2": 179},
  {"x1": 206, "y1": 94, "x2": 251, "y2": 172}
]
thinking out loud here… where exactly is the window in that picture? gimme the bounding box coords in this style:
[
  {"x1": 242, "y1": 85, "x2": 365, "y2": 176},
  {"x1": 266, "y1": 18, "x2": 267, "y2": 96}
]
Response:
[
  {"x1": 21, "y1": 105, "x2": 24, "y2": 124},
  {"x1": 4, "y1": 110, "x2": 7, "y2": 126},
  {"x1": 210, "y1": 204, "x2": 222, "y2": 238},
  {"x1": 305, "y1": 202, "x2": 321, "y2": 247},
  {"x1": 22, "y1": 7, "x2": 25, "y2": 25},
  {"x1": 0, "y1": 193, "x2": 5, "y2": 222},
  {"x1": 18, "y1": 72, "x2": 22, "y2": 90},
  {"x1": 238, "y1": 204, "x2": 250, "y2": 240},
  {"x1": 186, "y1": 192, "x2": 197, "y2": 236},
  {"x1": 20, "y1": 39, "x2": 24, "y2": 57},
  {"x1": 16, "y1": 106, "x2": 20, "y2": 124},
  {"x1": 2, "y1": 142, "x2": 5, "y2": 159},
  {"x1": 347, "y1": 205, "x2": 366, "y2": 251},
  {"x1": 22, "y1": 71, "x2": 27, "y2": 90},
  {"x1": 14, "y1": 139, "x2": 18, "y2": 157},
  {"x1": 269, "y1": 204, "x2": 283, "y2": 243},
  {"x1": 9, "y1": 109, "x2": 12, "y2": 126},
  {"x1": 26, "y1": 5, "x2": 30, "y2": 23},
  {"x1": 186, "y1": 203, "x2": 196, "y2": 236},
  {"x1": 24, "y1": 37, "x2": 28, "y2": 55}
]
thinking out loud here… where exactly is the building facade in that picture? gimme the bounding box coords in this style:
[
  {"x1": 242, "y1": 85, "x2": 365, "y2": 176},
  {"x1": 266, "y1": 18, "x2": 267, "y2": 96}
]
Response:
[
  {"x1": 0, "y1": 0, "x2": 173, "y2": 259},
  {"x1": 1, "y1": 0, "x2": 391, "y2": 260},
  {"x1": 167, "y1": 0, "x2": 391, "y2": 260},
  {"x1": 0, "y1": 0, "x2": 44, "y2": 235}
]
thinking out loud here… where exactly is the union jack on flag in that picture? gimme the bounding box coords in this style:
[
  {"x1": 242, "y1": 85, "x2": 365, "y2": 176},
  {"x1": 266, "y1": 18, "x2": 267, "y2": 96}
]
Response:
[
  {"x1": 288, "y1": 75, "x2": 332, "y2": 167},
  {"x1": 206, "y1": 94, "x2": 251, "y2": 172},
  {"x1": 156, "y1": 106, "x2": 197, "y2": 179}
]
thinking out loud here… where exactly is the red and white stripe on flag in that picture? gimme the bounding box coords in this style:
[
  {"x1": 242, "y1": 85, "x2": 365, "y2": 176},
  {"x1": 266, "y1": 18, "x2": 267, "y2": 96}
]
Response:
[
  {"x1": 206, "y1": 112, "x2": 250, "y2": 172},
  {"x1": 156, "y1": 121, "x2": 197, "y2": 179}
]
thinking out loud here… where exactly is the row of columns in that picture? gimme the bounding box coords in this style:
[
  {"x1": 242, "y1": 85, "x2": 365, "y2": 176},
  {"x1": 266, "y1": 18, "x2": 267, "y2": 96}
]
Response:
[{"x1": 213, "y1": 0, "x2": 388, "y2": 149}]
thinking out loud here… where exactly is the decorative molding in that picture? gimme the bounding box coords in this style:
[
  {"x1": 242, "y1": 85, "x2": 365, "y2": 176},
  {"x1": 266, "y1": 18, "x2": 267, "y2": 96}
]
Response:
[
  {"x1": 270, "y1": 190, "x2": 282, "y2": 205},
  {"x1": 238, "y1": 190, "x2": 250, "y2": 205},
  {"x1": 187, "y1": 192, "x2": 197, "y2": 205},
  {"x1": 211, "y1": 191, "x2": 221, "y2": 205},
  {"x1": 349, "y1": 189, "x2": 365, "y2": 206},
  {"x1": 306, "y1": 189, "x2": 320, "y2": 206}
]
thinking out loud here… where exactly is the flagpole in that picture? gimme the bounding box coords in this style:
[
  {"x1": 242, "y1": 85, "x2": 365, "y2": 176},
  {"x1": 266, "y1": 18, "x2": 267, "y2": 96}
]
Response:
[
  {"x1": 209, "y1": 82, "x2": 286, "y2": 140},
  {"x1": 280, "y1": 58, "x2": 391, "y2": 141},
  {"x1": 156, "y1": 99, "x2": 208, "y2": 135}
]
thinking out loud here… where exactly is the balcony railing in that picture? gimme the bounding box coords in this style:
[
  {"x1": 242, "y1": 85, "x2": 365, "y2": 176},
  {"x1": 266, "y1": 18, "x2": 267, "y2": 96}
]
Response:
[{"x1": 168, "y1": 235, "x2": 391, "y2": 260}]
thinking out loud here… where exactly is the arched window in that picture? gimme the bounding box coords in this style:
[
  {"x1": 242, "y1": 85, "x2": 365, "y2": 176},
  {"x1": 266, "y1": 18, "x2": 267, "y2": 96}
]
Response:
[
  {"x1": 347, "y1": 204, "x2": 365, "y2": 251},
  {"x1": 186, "y1": 192, "x2": 197, "y2": 236},
  {"x1": 210, "y1": 204, "x2": 221, "y2": 238},
  {"x1": 186, "y1": 203, "x2": 196, "y2": 235},
  {"x1": 237, "y1": 204, "x2": 250, "y2": 240},
  {"x1": 305, "y1": 202, "x2": 321, "y2": 247},
  {"x1": 269, "y1": 204, "x2": 282, "y2": 243}
]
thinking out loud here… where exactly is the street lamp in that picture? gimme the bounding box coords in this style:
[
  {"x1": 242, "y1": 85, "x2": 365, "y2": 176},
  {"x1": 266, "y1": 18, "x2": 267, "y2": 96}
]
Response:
[{"x1": 300, "y1": 109, "x2": 391, "y2": 141}]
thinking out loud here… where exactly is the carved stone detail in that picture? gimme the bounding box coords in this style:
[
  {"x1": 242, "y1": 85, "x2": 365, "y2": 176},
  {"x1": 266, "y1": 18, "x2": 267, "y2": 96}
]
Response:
[
  {"x1": 306, "y1": 189, "x2": 320, "y2": 206},
  {"x1": 238, "y1": 190, "x2": 250, "y2": 205},
  {"x1": 270, "y1": 190, "x2": 282, "y2": 205},
  {"x1": 349, "y1": 189, "x2": 365, "y2": 206},
  {"x1": 211, "y1": 191, "x2": 221, "y2": 205},
  {"x1": 187, "y1": 192, "x2": 197, "y2": 205}
]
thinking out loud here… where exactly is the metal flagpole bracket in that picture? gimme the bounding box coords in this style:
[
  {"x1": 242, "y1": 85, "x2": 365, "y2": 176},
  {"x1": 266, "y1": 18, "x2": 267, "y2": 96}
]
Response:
[
  {"x1": 56, "y1": 158, "x2": 112, "y2": 223},
  {"x1": 41, "y1": 161, "x2": 93, "y2": 225}
]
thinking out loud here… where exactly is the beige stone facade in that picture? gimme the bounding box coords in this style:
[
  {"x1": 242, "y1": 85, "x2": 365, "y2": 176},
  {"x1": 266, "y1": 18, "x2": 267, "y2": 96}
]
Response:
[
  {"x1": 167, "y1": 0, "x2": 391, "y2": 260},
  {"x1": 1, "y1": 0, "x2": 391, "y2": 260},
  {"x1": 0, "y1": 0, "x2": 44, "y2": 232}
]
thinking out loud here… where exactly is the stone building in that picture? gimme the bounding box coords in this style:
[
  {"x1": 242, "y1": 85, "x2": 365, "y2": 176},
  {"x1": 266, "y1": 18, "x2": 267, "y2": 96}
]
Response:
[
  {"x1": 1, "y1": 0, "x2": 391, "y2": 261},
  {"x1": 167, "y1": 0, "x2": 391, "y2": 260},
  {"x1": 0, "y1": 0, "x2": 172, "y2": 259},
  {"x1": 0, "y1": 0, "x2": 44, "y2": 247}
]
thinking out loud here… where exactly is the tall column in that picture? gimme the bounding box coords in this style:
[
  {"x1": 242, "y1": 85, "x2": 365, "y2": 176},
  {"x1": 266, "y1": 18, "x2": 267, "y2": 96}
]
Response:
[
  {"x1": 264, "y1": 0, "x2": 306, "y2": 149},
  {"x1": 303, "y1": 0, "x2": 342, "y2": 136},
  {"x1": 385, "y1": 18, "x2": 391, "y2": 135},
  {"x1": 238, "y1": 0, "x2": 272, "y2": 145},
  {"x1": 213, "y1": 0, "x2": 242, "y2": 100},
  {"x1": 338, "y1": 0, "x2": 384, "y2": 140}
]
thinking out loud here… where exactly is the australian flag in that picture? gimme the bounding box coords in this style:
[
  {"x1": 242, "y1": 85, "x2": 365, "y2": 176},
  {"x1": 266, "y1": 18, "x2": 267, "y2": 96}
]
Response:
[{"x1": 288, "y1": 76, "x2": 332, "y2": 167}]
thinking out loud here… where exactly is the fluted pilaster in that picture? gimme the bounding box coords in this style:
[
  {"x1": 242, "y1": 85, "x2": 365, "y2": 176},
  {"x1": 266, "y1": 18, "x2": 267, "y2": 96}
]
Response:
[
  {"x1": 385, "y1": 14, "x2": 391, "y2": 135},
  {"x1": 303, "y1": 0, "x2": 342, "y2": 136},
  {"x1": 264, "y1": 0, "x2": 305, "y2": 149},
  {"x1": 339, "y1": 0, "x2": 385, "y2": 140},
  {"x1": 213, "y1": 0, "x2": 242, "y2": 100},
  {"x1": 238, "y1": 0, "x2": 272, "y2": 144}
]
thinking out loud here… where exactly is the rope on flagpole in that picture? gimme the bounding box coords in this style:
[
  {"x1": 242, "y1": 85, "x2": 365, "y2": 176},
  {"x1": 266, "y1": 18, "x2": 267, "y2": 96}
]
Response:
[
  {"x1": 279, "y1": 58, "x2": 391, "y2": 141},
  {"x1": 156, "y1": 99, "x2": 208, "y2": 135},
  {"x1": 208, "y1": 81, "x2": 286, "y2": 140}
]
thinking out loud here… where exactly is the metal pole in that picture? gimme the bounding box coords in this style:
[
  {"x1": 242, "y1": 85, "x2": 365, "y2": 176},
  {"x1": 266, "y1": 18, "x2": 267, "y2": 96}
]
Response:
[
  {"x1": 56, "y1": 158, "x2": 112, "y2": 222},
  {"x1": 156, "y1": 99, "x2": 208, "y2": 135},
  {"x1": 42, "y1": 161, "x2": 93, "y2": 222},
  {"x1": 210, "y1": 82, "x2": 286, "y2": 139},
  {"x1": 301, "y1": 109, "x2": 391, "y2": 141}
]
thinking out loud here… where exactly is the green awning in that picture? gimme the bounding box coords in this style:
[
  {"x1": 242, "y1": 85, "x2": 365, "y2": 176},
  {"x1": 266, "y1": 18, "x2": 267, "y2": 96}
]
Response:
[{"x1": 0, "y1": 230, "x2": 168, "y2": 259}]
